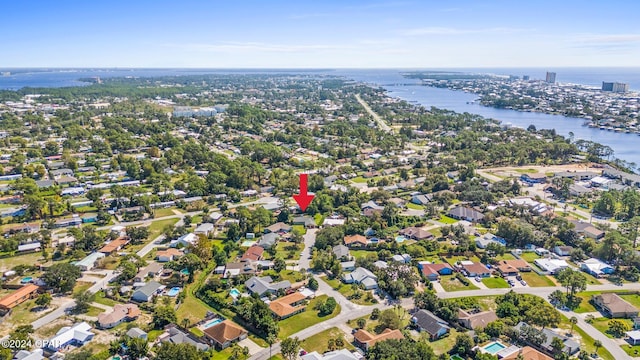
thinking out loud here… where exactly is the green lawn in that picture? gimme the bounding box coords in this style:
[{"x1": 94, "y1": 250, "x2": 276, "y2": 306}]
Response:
[
  {"x1": 147, "y1": 218, "x2": 180, "y2": 240},
  {"x1": 292, "y1": 225, "x2": 307, "y2": 235},
  {"x1": 622, "y1": 344, "x2": 640, "y2": 357},
  {"x1": 440, "y1": 275, "x2": 479, "y2": 292},
  {"x1": 556, "y1": 313, "x2": 614, "y2": 360},
  {"x1": 94, "y1": 290, "x2": 119, "y2": 306},
  {"x1": 320, "y1": 277, "x2": 376, "y2": 305},
  {"x1": 314, "y1": 214, "x2": 324, "y2": 226},
  {"x1": 438, "y1": 215, "x2": 458, "y2": 224},
  {"x1": 147, "y1": 329, "x2": 164, "y2": 341},
  {"x1": 85, "y1": 305, "x2": 103, "y2": 317},
  {"x1": 210, "y1": 348, "x2": 234, "y2": 360},
  {"x1": 154, "y1": 207, "x2": 178, "y2": 217},
  {"x1": 278, "y1": 295, "x2": 341, "y2": 338},
  {"x1": 300, "y1": 327, "x2": 354, "y2": 354},
  {"x1": 589, "y1": 317, "x2": 633, "y2": 339},
  {"x1": 73, "y1": 281, "x2": 93, "y2": 294},
  {"x1": 573, "y1": 292, "x2": 598, "y2": 313},
  {"x1": 407, "y1": 202, "x2": 423, "y2": 210},
  {"x1": 350, "y1": 249, "x2": 378, "y2": 260},
  {"x1": 0, "y1": 252, "x2": 44, "y2": 271},
  {"x1": 428, "y1": 328, "x2": 461, "y2": 355},
  {"x1": 269, "y1": 242, "x2": 304, "y2": 260},
  {"x1": 495, "y1": 253, "x2": 515, "y2": 261},
  {"x1": 443, "y1": 255, "x2": 481, "y2": 267},
  {"x1": 619, "y1": 293, "x2": 640, "y2": 308},
  {"x1": 519, "y1": 252, "x2": 540, "y2": 262},
  {"x1": 520, "y1": 272, "x2": 556, "y2": 287},
  {"x1": 351, "y1": 176, "x2": 368, "y2": 183},
  {"x1": 482, "y1": 277, "x2": 510, "y2": 289},
  {"x1": 514, "y1": 168, "x2": 538, "y2": 174}
]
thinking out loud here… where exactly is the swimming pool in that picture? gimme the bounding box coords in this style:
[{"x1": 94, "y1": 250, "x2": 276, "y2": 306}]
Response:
[
  {"x1": 450, "y1": 355, "x2": 465, "y2": 360},
  {"x1": 483, "y1": 342, "x2": 506, "y2": 354},
  {"x1": 167, "y1": 287, "x2": 181, "y2": 297},
  {"x1": 230, "y1": 288, "x2": 240, "y2": 297},
  {"x1": 395, "y1": 236, "x2": 406, "y2": 243},
  {"x1": 203, "y1": 318, "x2": 222, "y2": 329},
  {"x1": 180, "y1": 268, "x2": 190, "y2": 275},
  {"x1": 20, "y1": 277, "x2": 33, "y2": 284}
]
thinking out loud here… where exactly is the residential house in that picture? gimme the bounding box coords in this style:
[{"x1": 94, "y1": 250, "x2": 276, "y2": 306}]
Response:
[
  {"x1": 156, "y1": 248, "x2": 184, "y2": 262},
  {"x1": 340, "y1": 261, "x2": 356, "y2": 272},
  {"x1": 412, "y1": 310, "x2": 450, "y2": 340},
  {"x1": 592, "y1": 293, "x2": 639, "y2": 318},
  {"x1": 194, "y1": 223, "x2": 214, "y2": 236},
  {"x1": 353, "y1": 328, "x2": 404, "y2": 351},
  {"x1": 460, "y1": 262, "x2": 491, "y2": 277},
  {"x1": 332, "y1": 245, "x2": 351, "y2": 260},
  {"x1": 265, "y1": 222, "x2": 292, "y2": 234},
  {"x1": 580, "y1": 258, "x2": 614, "y2": 277},
  {"x1": 98, "y1": 237, "x2": 129, "y2": 255},
  {"x1": 553, "y1": 245, "x2": 574, "y2": 257},
  {"x1": 502, "y1": 347, "x2": 553, "y2": 360},
  {"x1": 158, "y1": 324, "x2": 209, "y2": 351},
  {"x1": 411, "y1": 194, "x2": 430, "y2": 205},
  {"x1": 540, "y1": 327, "x2": 580, "y2": 355},
  {"x1": 241, "y1": 246, "x2": 265, "y2": 262},
  {"x1": 361, "y1": 201, "x2": 384, "y2": 217},
  {"x1": 341, "y1": 267, "x2": 378, "y2": 290},
  {"x1": 391, "y1": 254, "x2": 411, "y2": 264},
  {"x1": 292, "y1": 216, "x2": 316, "y2": 228},
  {"x1": 571, "y1": 221, "x2": 605, "y2": 240},
  {"x1": 418, "y1": 262, "x2": 453, "y2": 281},
  {"x1": 0, "y1": 284, "x2": 39, "y2": 313},
  {"x1": 126, "y1": 327, "x2": 148, "y2": 340},
  {"x1": 627, "y1": 330, "x2": 640, "y2": 345},
  {"x1": 45, "y1": 322, "x2": 94, "y2": 352},
  {"x1": 244, "y1": 276, "x2": 291, "y2": 297},
  {"x1": 520, "y1": 173, "x2": 547, "y2": 184},
  {"x1": 301, "y1": 349, "x2": 359, "y2": 360},
  {"x1": 75, "y1": 252, "x2": 106, "y2": 271},
  {"x1": 134, "y1": 262, "x2": 164, "y2": 282},
  {"x1": 203, "y1": 320, "x2": 248, "y2": 349},
  {"x1": 344, "y1": 234, "x2": 368, "y2": 248},
  {"x1": 97, "y1": 304, "x2": 141, "y2": 329},
  {"x1": 269, "y1": 292, "x2": 307, "y2": 319},
  {"x1": 170, "y1": 233, "x2": 197, "y2": 248},
  {"x1": 399, "y1": 226, "x2": 434, "y2": 240},
  {"x1": 17, "y1": 242, "x2": 41, "y2": 253},
  {"x1": 475, "y1": 233, "x2": 506, "y2": 249},
  {"x1": 495, "y1": 259, "x2": 532, "y2": 276},
  {"x1": 458, "y1": 309, "x2": 498, "y2": 329},
  {"x1": 323, "y1": 217, "x2": 345, "y2": 227},
  {"x1": 534, "y1": 258, "x2": 569, "y2": 274},
  {"x1": 257, "y1": 232, "x2": 278, "y2": 249},
  {"x1": 448, "y1": 206, "x2": 485, "y2": 223},
  {"x1": 14, "y1": 349, "x2": 45, "y2": 360},
  {"x1": 131, "y1": 281, "x2": 163, "y2": 302}
]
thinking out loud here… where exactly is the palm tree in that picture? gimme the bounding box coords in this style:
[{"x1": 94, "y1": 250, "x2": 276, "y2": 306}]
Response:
[
  {"x1": 569, "y1": 316, "x2": 578, "y2": 335},
  {"x1": 181, "y1": 318, "x2": 190, "y2": 330},
  {"x1": 267, "y1": 333, "x2": 276, "y2": 359},
  {"x1": 593, "y1": 340, "x2": 602, "y2": 355}
]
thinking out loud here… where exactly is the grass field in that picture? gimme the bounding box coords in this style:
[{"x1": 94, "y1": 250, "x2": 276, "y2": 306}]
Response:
[
  {"x1": 73, "y1": 281, "x2": 93, "y2": 294},
  {"x1": 519, "y1": 252, "x2": 540, "y2": 262},
  {"x1": 292, "y1": 224, "x2": 307, "y2": 235},
  {"x1": 495, "y1": 253, "x2": 516, "y2": 261},
  {"x1": 440, "y1": 275, "x2": 479, "y2": 292},
  {"x1": 300, "y1": 327, "x2": 354, "y2": 354},
  {"x1": 482, "y1": 277, "x2": 510, "y2": 288},
  {"x1": 429, "y1": 328, "x2": 461, "y2": 355},
  {"x1": 590, "y1": 317, "x2": 633, "y2": 339},
  {"x1": 619, "y1": 293, "x2": 640, "y2": 308},
  {"x1": 93, "y1": 291, "x2": 119, "y2": 306},
  {"x1": 622, "y1": 344, "x2": 640, "y2": 357},
  {"x1": 443, "y1": 255, "x2": 481, "y2": 267},
  {"x1": 407, "y1": 202, "x2": 423, "y2": 210},
  {"x1": 0, "y1": 252, "x2": 44, "y2": 272},
  {"x1": 147, "y1": 218, "x2": 179, "y2": 240},
  {"x1": 320, "y1": 277, "x2": 376, "y2": 305},
  {"x1": 278, "y1": 295, "x2": 341, "y2": 338},
  {"x1": 438, "y1": 215, "x2": 458, "y2": 224},
  {"x1": 520, "y1": 272, "x2": 556, "y2": 287}
]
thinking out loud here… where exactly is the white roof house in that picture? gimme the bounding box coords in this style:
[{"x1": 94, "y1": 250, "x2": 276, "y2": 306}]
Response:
[
  {"x1": 323, "y1": 218, "x2": 345, "y2": 226},
  {"x1": 75, "y1": 252, "x2": 106, "y2": 271},
  {"x1": 194, "y1": 223, "x2": 214, "y2": 235},
  {"x1": 580, "y1": 258, "x2": 614, "y2": 277},
  {"x1": 14, "y1": 349, "x2": 44, "y2": 360},
  {"x1": 46, "y1": 322, "x2": 94, "y2": 351},
  {"x1": 302, "y1": 349, "x2": 360, "y2": 360},
  {"x1": 534, "y1": 258, "x2": 569, "y2": 274},
  {"x1": 171, "y1": 233, "x2": 197, "y2": 248}
]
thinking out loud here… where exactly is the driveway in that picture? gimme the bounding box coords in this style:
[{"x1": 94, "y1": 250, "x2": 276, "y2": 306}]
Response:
[{"x1": 297, "y1": 229, "x2": 318, "y2": 271}]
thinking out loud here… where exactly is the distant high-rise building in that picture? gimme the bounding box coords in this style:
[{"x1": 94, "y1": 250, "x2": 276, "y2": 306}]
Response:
[
  {"x1": 545, "y1": 72, "x2": 556, "y2": 83},
  {"x1": 602, "y1": 82, "x2": 629, "y2": 93},
  {"x1": 509, "y1": 75, "x2": 520, "y2": 81},
  {"x1": 522, "y1": 75, "x2": 530, "y2": 81}
]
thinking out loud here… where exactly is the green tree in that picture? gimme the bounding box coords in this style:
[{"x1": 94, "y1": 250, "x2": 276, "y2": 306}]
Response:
[
  {"x1": 454, "y1": 334, "x2": 475, "y2": 356},
  {"x1": 308, "y1": 277, "x2": 319, "y2": 290},
  {"x1": 593, "y1": 340, "x2": 602, "y2": 355},
  {"x1": 155, "y1": 342, "x2": 202, "y2": 360},
  {"x1": 9, "y1": 325, "x2": 34, "y2": 350},
  {"x1": 73, "y1": 291, "x2": 95, "y2": 314},
  {"x1": 153, "y1": 306, "x2": 177, "y2": 329},
  {"x1": 569, "y1": 316, "x2": 578, "y2": 335},
  {"x1": 608, "y1": 319, "x2": 629, "y2": 338},
  {"x1": 378, "y1": 309, "x2": 401, "y2": 330},
  {"x1": 281, "y1": 337, "x2": 301, "y2": 360},
  {"x1": 42, "y1": 263, "x2": 82, "y2": 293},
  {"x1": 35, "y1": 293, "x2": 52, "y2": 308}
]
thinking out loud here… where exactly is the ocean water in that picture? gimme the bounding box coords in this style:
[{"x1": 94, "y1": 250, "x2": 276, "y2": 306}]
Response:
[{"x1": 1, "y1": 68, "x2": 640, "y2": 166}]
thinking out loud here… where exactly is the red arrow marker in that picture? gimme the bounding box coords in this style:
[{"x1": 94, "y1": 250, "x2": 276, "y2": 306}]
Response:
[{"x1": 293, "y1": 173, "x2": 315, "y2": 212}]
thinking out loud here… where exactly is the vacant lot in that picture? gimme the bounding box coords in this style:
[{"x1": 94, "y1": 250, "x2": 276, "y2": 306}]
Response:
[
  {"x1": 440, "y1": 275, "x2": 479, "y2": 292},
  {"x1": 482, "y1": 277, "x2": 510, "y2": 288},
  {"x1": 301, "y1": 327, "x2": 354, "y2": 354},
  {"x1": 520, "y1": 272, "x2": 556, "y2": 287}
]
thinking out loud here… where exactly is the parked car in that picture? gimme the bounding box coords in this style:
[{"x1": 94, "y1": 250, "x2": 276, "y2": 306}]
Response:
[
  {"x1": 520, "y1": 280, "x2": 527, "y2": 286},
  {"x1": 516, "y1": 274, "x2": 523, "y2": 281},
  {"x1": 475, "y1": 276, "x2": 481, "y2": 282}
]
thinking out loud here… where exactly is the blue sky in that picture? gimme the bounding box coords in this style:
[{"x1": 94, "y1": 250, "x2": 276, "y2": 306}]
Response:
[{"x1": 2, "y1": 0, "x2": 639, "y2": 68}]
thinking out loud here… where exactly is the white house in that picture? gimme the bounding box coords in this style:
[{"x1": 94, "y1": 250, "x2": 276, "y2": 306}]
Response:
[
  {"x1": 534, "y1": 258, "x2": 569, "y2": 274},
  {"x1": 171, "y1": 233, "x2": 197, "y2": 248},
  {"x1": 194, "y1": 223, "x2": 214, "y2": 236},
  {"x1": 75, "y1": 252, "x2": 106, "y2": 271},
  {"x1": 46, "y1": 322, "x2": 94, "y2": 351}
]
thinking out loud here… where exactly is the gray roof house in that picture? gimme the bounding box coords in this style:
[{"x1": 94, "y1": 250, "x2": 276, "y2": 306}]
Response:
[
  {"x1": 412, "y1": 310, "x2": 450, "y2": 340},
  {"x1": 126, "y1": 327, "x2": 148, "y2": 340},
  {"x1": 158, "y1": 324, "x2": 209, "y2": 351},
  {"x1": 341, "y1": 267, "x2": 378, "y2": 290},
  {"x1": 332, "y1": 245, "x2": 350, "y2": 260},
  {"x1": 257, "y1": 233, "x2": 279, "y2": 249},
  {"x1": 244, "y1": 276, "x2": 291, "y2": 297},
  {"x1": 131, "y1": 281, "x2": 163, "y2": 302}
]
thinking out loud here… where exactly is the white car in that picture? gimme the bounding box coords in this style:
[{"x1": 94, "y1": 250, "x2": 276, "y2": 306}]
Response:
[{"x1": 520, "y1": 280, "x2": 527, "y2": 286}]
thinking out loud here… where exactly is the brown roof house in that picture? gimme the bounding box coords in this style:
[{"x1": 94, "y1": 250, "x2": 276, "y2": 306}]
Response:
[
  {"x1": 592, "y1": 293, "x2": 639, "y2": 318},
  {"x1": 203, "y1": 320, "x2": 248, "y2": 349},
  {"x1": 496, "y1": 259, "x2": 532, "y2": 276},
  {"x1": 269, "y1": 292, "x2": 307, "y2": 319},
  {"x1": 502, "y1": 347, "x2": 553, "y2": 360},
  {"x1": 458, "y1": 309, "x2": 498, "y2": 329},
  {"x1": 344, "y1": 234, "x2": 368, "y2": 248},
  {"x1": 97, "y1": 304, "x2": 141, "y2": 329},
  {"x1": 353, "y1": 328, "x2": 404, "y2": 351},
  {"x1": 0, "y1": 284, "x2": 39, "y2": 313}
]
